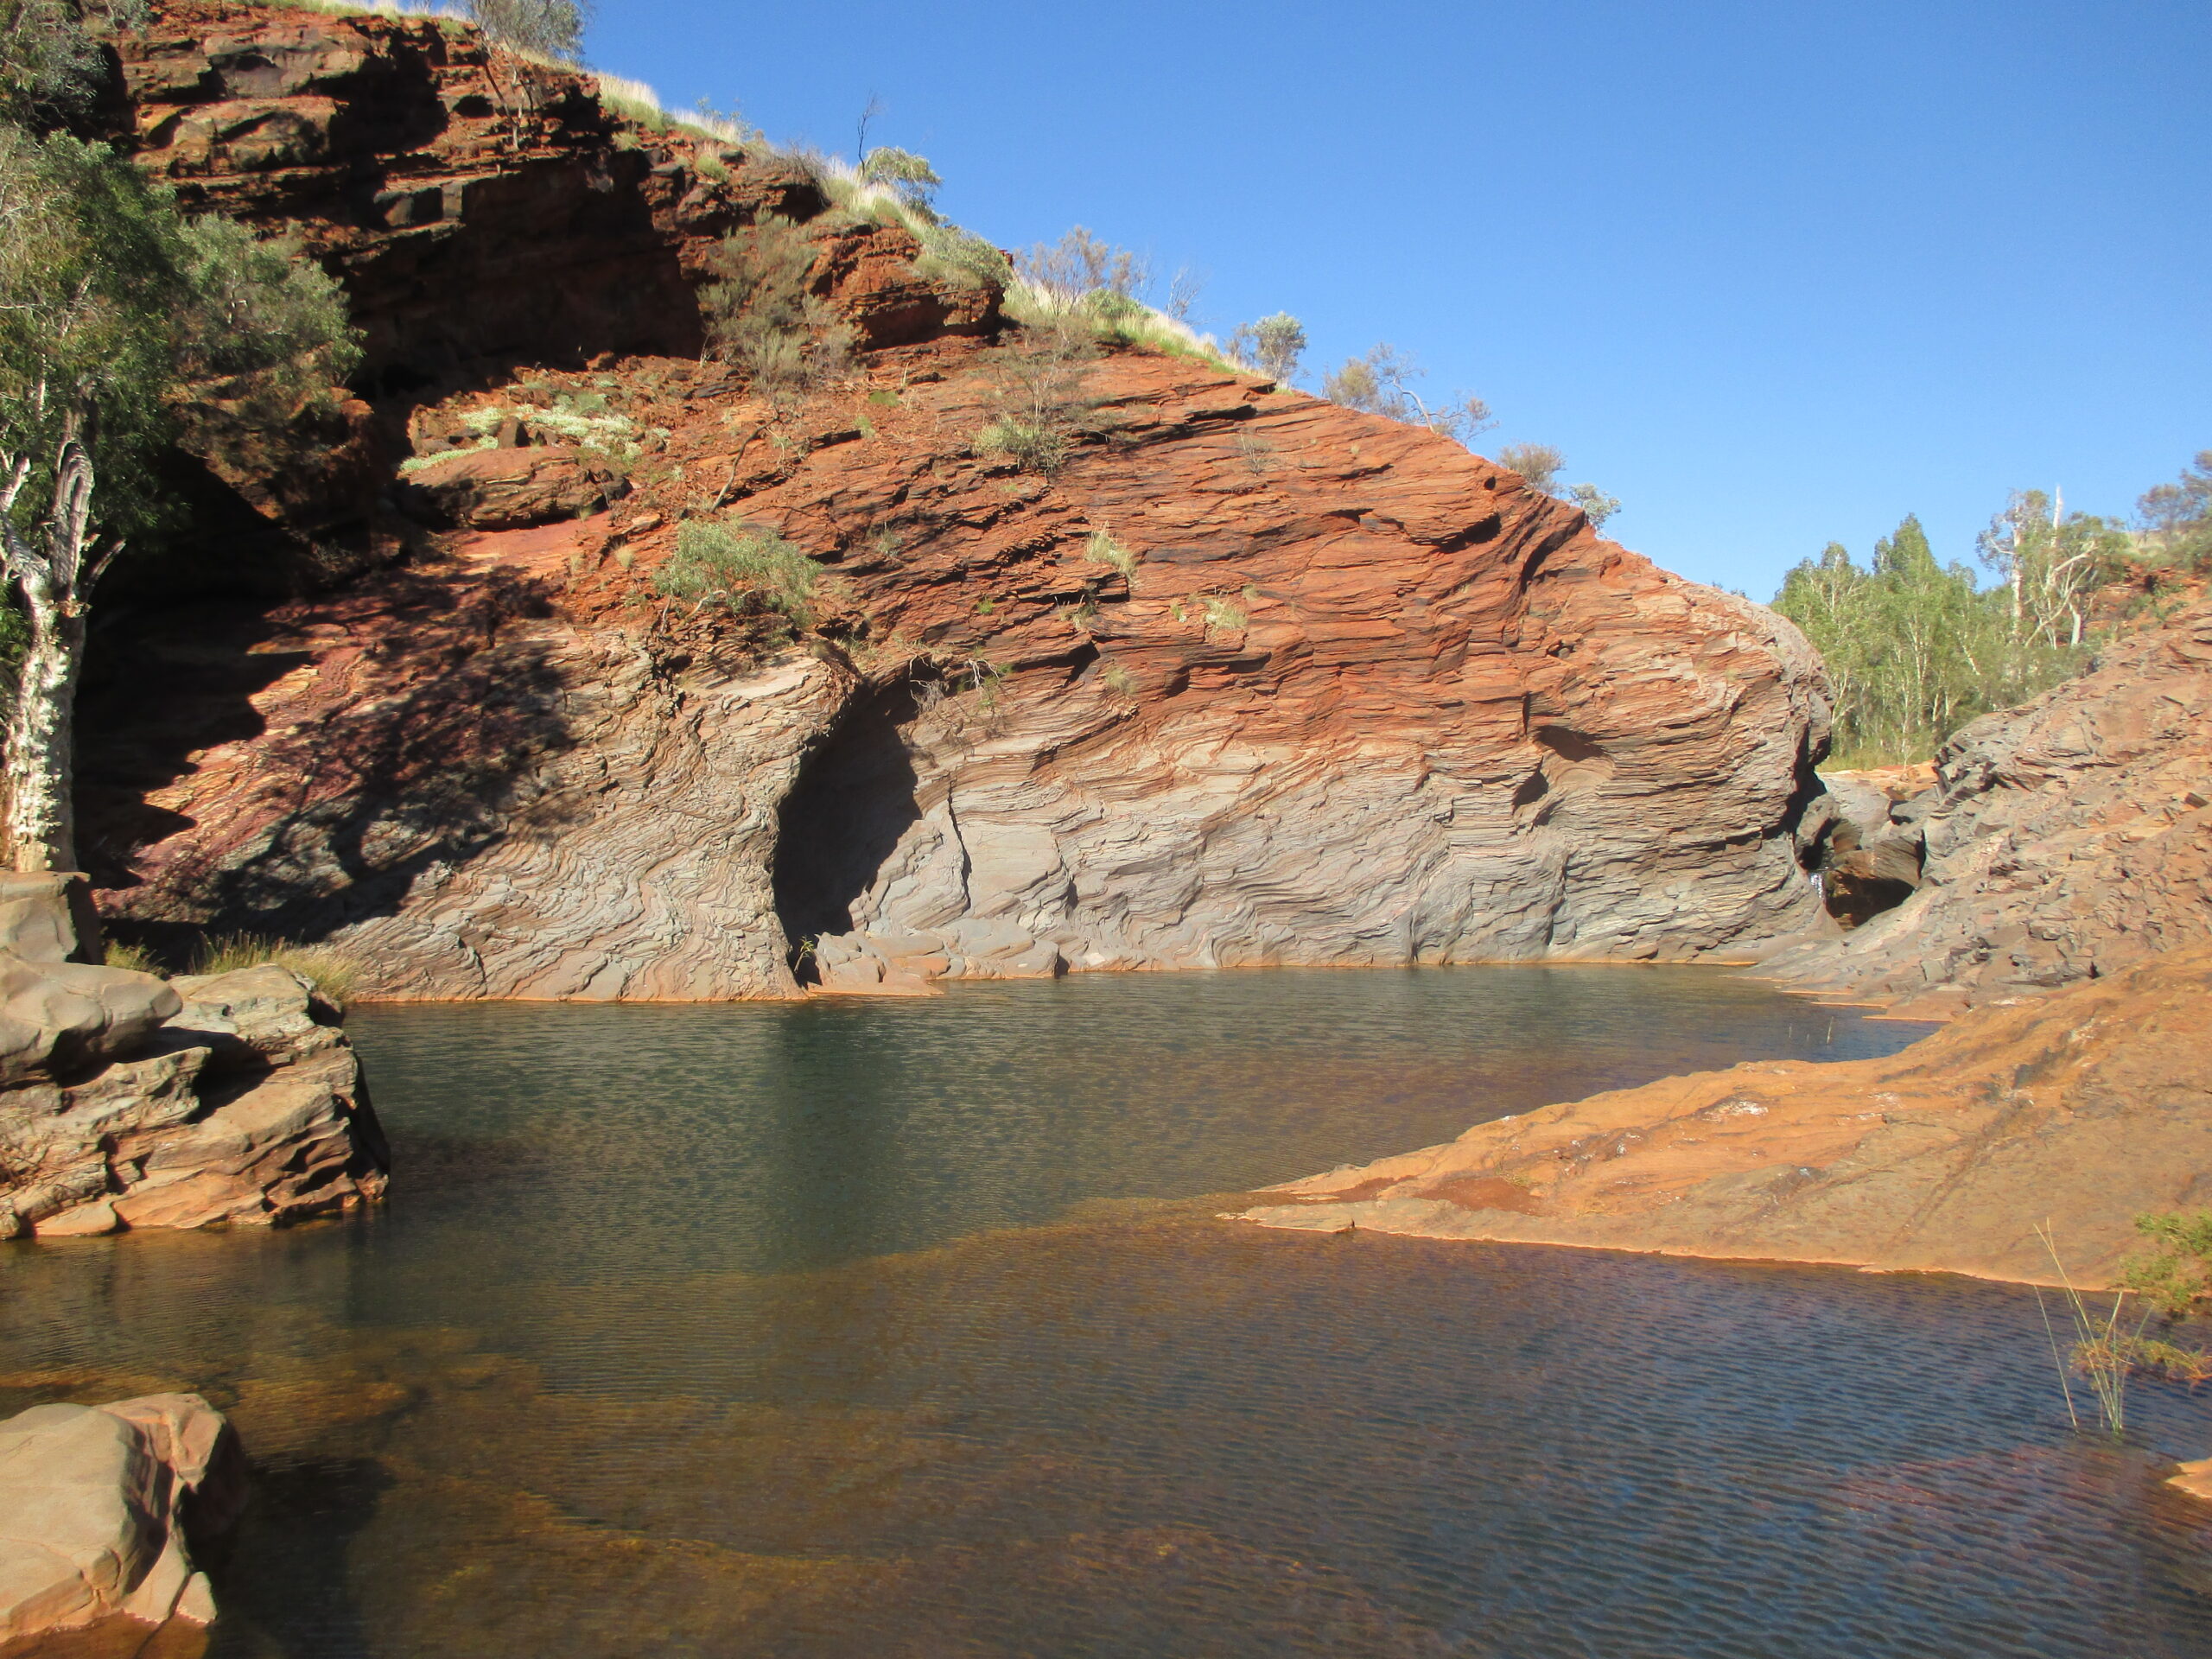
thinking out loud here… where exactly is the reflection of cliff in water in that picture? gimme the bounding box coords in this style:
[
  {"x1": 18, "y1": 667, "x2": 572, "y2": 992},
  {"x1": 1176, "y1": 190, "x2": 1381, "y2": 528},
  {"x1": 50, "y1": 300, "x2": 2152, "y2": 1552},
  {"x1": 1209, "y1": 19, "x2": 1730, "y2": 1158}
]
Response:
[{"x1": 3, "y1": 972, "x2": 2205, "y2": 1658}]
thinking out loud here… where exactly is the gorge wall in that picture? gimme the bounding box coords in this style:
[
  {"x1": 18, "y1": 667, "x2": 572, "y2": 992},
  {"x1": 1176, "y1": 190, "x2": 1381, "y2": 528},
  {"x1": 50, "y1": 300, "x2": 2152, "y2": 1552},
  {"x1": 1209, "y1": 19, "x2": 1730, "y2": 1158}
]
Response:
[
  {"x1": 1762, "y1": 597, "x2": 2212, "y2": 1017},
  {"x1": 76, "y1": 1, "x2": 1834, "y2": 998}
]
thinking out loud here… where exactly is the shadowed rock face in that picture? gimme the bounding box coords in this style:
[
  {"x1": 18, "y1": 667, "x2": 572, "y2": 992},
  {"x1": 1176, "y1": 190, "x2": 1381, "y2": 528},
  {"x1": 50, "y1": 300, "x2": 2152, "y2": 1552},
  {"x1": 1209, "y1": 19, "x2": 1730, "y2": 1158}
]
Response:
[
  {"x1": 1240, "y1": 944, "x2": 2212, "y2": 1288},
  {"x1": 86, "y1": 353, "x2": 1833, "y2": 998},
  {"x1": 1762, "y1": 598, "x2": 2212, "y2": 1017},
  {"x1": 75, "y1": 2, "x2": 1834, "y2": 999}
]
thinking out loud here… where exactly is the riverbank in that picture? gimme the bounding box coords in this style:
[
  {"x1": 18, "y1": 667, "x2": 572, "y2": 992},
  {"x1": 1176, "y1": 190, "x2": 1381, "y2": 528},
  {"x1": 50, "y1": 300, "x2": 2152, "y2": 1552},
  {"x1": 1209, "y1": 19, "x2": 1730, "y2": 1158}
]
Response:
[{"x1": 1236, "y1": 945, "x2": 2212, "y2": 1289}]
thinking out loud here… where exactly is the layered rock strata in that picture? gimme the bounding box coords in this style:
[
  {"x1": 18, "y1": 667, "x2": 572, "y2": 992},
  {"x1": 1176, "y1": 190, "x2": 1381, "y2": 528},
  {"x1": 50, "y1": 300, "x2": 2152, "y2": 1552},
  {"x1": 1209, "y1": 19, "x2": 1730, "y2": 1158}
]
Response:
[
  {"x1": 1239, "y1": 944, "x2": 2212, "y2": 1287},
  {"x1": 0, "y1": 1394, "x2": 242, "y2": 1643},
  {"x1": 87, "y1": 351, "x2": 1831, "y2": 997},
  {"x1": 0, "y1": 878, "x2": 386, "y2": 1236},
  {"x1": 75, "y1": 1, "x2": 1834, "y2": 996},
  {"x1": 1763, "y1": 599, "x2": 2212, "y2": 1017}
]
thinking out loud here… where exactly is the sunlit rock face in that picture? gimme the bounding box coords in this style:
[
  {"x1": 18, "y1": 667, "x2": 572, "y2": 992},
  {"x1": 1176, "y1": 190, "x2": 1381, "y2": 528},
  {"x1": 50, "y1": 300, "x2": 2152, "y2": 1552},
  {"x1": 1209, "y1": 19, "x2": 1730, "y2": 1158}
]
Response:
[
  {"x1": 1762, "y1": 596, "x2": 2212, "y2": 1017},
  {"x1": 79, "y1": 3, "x2": 1832, "y2": 998}
]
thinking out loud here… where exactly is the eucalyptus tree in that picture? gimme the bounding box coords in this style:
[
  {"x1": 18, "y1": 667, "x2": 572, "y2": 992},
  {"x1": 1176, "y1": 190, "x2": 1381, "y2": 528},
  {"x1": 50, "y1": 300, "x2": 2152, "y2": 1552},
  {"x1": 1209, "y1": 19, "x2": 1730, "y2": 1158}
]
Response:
[{"x1": 0, "y1": 126, "x2": 355, "y2": 871}]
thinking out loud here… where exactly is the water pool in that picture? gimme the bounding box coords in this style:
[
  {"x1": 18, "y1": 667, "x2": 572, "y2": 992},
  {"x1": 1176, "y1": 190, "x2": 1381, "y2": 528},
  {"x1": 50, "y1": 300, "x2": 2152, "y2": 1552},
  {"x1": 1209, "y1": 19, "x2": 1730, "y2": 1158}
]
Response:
[{"x1": 3, "y1": 966, "x2": 2208, "y2": 1657}]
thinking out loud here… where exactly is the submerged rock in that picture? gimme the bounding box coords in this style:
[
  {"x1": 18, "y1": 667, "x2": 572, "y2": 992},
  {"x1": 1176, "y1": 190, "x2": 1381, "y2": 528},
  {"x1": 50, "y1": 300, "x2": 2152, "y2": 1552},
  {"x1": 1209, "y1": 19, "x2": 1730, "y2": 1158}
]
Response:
[
  {"x1": 0, "y1": 1394, "x2": 243, "y2": 1643},
  {"x1": 0, "y1": 880, "x2": 387, "y2": 1239},
  {"x1": 1238, "y1": 944, "x2": 2212, "y2": 1287}
]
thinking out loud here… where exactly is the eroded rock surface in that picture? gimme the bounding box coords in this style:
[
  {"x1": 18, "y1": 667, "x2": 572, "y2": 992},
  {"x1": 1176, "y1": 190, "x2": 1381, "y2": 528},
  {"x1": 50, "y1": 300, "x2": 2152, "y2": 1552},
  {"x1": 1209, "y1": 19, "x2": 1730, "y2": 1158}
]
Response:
[
  {"x1": 88, "y1": 351, "x2": 1832, "y2": 997},
  {"x1": 1239, "y1": 945, "x2": 2212, "y2": 1287},
  {"x1": 75, "y1": 2, "x2": 1834, "y2": 998},
  {"x1": 0, "y1": 1394, "x2": 242, "y2": 1644},
  {"x1": 1764, "y1": 600, "x2": 2212, "y2": 1016},
  {"x1": 0, "y1": 881, "x2": 386, "y2": 1236}
]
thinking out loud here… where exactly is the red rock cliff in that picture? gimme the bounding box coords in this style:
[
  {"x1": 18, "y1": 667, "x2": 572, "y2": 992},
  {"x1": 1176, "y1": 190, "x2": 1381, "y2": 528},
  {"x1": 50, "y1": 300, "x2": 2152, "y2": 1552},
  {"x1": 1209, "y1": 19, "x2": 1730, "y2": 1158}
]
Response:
[{"x1": 78, "y1": 2, "x2": 1832, "y2": 998}]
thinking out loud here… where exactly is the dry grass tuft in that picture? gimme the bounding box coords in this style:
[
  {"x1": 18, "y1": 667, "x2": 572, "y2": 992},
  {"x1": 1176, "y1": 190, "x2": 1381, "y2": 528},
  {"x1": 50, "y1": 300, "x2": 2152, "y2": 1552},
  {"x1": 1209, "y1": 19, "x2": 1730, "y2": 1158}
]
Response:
[{"x1": 189, "y1": 934, "x2": 365, "y2": 1004}]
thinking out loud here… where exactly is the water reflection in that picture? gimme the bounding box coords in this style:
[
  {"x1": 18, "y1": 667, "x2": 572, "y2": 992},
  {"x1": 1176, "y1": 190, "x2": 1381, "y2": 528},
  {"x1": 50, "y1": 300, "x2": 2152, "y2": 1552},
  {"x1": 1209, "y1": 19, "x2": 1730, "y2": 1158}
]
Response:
[{"x1": 3, "y1": 967, "x2": 2208, "y2": 1658}]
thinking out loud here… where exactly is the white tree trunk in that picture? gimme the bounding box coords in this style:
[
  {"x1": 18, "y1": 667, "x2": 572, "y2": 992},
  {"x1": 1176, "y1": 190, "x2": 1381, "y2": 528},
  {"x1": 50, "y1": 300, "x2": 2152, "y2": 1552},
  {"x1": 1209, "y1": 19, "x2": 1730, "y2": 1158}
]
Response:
[
  {"x1": 2, "y1": 412, "x2": 104, "y2": 874},
  {"x1": 3, "y1": 599, "x2": 84, "y2": 872}
]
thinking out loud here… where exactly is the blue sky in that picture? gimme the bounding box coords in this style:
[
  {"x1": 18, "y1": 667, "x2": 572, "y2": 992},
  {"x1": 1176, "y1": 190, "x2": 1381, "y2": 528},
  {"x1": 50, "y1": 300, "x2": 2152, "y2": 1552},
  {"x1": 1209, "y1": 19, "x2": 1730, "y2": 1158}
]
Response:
[{"x1": 589, "y1": 1, "x2": 2209, "y2": 599}]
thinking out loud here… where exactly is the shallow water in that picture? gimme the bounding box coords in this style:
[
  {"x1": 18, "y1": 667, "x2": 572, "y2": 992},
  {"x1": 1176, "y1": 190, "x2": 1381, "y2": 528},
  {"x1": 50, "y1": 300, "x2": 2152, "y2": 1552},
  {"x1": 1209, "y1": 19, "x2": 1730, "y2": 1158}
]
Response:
[{"x1": 3, "y1": 966, "x2": 2209, "y2": 1658}]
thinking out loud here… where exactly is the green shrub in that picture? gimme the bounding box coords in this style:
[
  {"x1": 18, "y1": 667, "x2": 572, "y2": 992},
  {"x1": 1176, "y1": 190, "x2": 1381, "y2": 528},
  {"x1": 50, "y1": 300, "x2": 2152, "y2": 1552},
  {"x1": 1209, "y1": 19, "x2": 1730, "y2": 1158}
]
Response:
[
  {"x1": 701, "y1": 216, "x2": 855, "y2": 404},
  {"x1": 189, "y1": 934, "x2": 363, "y2": 1003},
  {"x1": 465, "y1": 0, "x2": 590, "y2": 63},
  {"x1": 974, "y1": 318, "x2": 1103, "y2": 477},
  {"x1": 1200, "y1": 594, "x2": 1247, "y2": 632},
  {"x1": 102, "y1": 938, "x2": 162, "y2": 976},
  {"x1": 2120, "y1": 1210, "x2": 2212, "y2": 1319},
  {"x1": 1229, "y1": 313, "x2": 1306, "y2": 384},
  {"x1": 656, "y1": 519, "x2": 818, "y2": 626}
]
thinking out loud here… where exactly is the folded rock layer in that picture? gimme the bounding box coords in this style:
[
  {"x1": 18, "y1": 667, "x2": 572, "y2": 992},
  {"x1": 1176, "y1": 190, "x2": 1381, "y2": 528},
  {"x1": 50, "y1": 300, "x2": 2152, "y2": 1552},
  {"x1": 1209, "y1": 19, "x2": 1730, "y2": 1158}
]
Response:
[{"x1": 79, "y1": 1, "x2": 1832, "y2": 997}]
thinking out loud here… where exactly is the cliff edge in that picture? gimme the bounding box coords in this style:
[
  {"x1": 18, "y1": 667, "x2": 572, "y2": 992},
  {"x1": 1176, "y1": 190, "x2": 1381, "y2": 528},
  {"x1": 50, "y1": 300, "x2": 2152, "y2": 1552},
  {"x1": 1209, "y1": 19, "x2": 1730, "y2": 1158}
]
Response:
[{"x1": 74, "y1": 1, "x2": 1834, "y2": 998}]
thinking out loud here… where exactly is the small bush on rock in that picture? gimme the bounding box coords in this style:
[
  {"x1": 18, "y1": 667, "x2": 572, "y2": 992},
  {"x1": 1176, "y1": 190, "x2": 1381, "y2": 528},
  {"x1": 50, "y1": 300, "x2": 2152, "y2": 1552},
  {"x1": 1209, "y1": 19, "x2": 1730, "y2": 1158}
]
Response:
[
  {"x1": 701, "y1": 216, "x2": 855, "y2": 405},
  {"x1": 190, "y1": 934, "x2": 362, "y2": 1002},
  {"x1": 657, "y1": 520, "x2": 819, "y2": 627},
  {"x1": 975, "y1": 318, "x2": 1103, "y2": 477},
  {"x1": 465, "y1": 0, "x2": 591, "y2": 64}
]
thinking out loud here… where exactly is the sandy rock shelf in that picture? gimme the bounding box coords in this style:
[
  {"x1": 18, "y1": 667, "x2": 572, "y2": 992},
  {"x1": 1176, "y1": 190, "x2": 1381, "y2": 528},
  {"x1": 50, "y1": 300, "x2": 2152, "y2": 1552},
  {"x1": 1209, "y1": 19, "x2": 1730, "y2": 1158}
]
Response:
[{"x1": 1238, "y1": 944, "x2": 2212, "y2": 1290}]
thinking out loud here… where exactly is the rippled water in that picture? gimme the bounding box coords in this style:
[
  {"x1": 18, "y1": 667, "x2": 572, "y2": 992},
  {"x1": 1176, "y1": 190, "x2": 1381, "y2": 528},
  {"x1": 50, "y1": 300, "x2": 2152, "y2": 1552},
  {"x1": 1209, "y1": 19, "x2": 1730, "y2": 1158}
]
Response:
[{"x1": 3, "y1": 966, "x2": 2209, "y2": 1658}]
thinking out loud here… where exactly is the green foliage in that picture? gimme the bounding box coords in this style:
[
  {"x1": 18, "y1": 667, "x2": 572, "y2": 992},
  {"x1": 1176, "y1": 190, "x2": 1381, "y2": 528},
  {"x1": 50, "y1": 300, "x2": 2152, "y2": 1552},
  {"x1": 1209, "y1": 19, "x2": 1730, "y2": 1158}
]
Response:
[
  {"x1": 1774, "y1": 512, "x2": 2102, "y2": 766},
  {"x1": 655, "y1": 518, "x2": 818, "y2": 626},
  {"x1": 700, "y1": 215, "x2": 854, "y2": 404},
  {"x1": 858, "y1": 145, "x2": 939, "y2": 210},
  {"x1": 0, "y1": 128, "x2": 358, "y2": 536},
  {"x1": 1975, "y1": 489, "x2": 2132, "y2": 651},
  {"x1": 0, "y1": 128, "x2": 186, "y2": 537},
  {"x1": 1083, "y1": 530, "x2": 1137, "y2": 586},
  {"x1": 1199, "y1": 594, "x2": 1247, "y2": 632},
  {"x1": 974, "y1": 316, "x2": 1102, "y2": 476},
  {"x1": 1017, "y1": 226, "x2": 1146, "y2": 308},
  {"x1": 1323, "y1": 344, "x2": 1492, "y2": 443},
  {"x1": 101, "y1": 937, "x2": 160, "y2": 974},
  {"x1": 2134, "y1": 451, "x2": 2212, "y2": 572},
  {"x1": 1003, "y1": 228, "x2": 1239, "y2": 372},
  {"x1": 2119, "y1": 1211, "x2": 2212, "y2": 1319},
  {"x1": 1564, "y1": 480, "x2": 1621, "y2": 531},
  {"x1": 1497, "y1": 441, "x2": 1564, "y2": 493},
  {"x1": 1, "y1": 0, "x2": 143, "y2": 123},
  {"x1": 1228, "y1": 312, "x2": 1306, "y2": 385},
  {"x1": 464, "y1": 0, "x2": 591, "y2": 63}
]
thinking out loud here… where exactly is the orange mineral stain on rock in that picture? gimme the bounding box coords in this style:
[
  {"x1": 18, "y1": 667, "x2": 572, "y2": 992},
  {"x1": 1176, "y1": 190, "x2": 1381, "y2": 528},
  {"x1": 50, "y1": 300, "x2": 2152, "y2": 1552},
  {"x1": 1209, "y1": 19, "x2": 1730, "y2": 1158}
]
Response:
[{"x1": 1240, "y1": 945, "x2": 2212, "y2": 1288}]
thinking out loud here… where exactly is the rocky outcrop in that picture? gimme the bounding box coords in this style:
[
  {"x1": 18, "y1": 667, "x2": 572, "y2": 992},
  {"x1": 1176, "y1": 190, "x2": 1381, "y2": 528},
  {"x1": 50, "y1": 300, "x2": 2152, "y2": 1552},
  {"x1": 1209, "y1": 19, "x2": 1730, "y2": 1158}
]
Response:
[
  {"x1": 72, "y1": 2, "x2": 1834, "y2": 997},
  {"x1": 0, "y1": 878, "x2": 386, "y2": 1236},
  {"x1": 1238, "y1": 944, "x2": 2212, "y2": 1287},
  {"x1": 0, "y1": 1394, "x2": 242, "y2": 1643},
  {"x1": 86, "y1": 349, "x2": 1832, "y2": 997},
  {"x1": 1763, "y1": 600, "x2": 2212, "y2": 1017}
]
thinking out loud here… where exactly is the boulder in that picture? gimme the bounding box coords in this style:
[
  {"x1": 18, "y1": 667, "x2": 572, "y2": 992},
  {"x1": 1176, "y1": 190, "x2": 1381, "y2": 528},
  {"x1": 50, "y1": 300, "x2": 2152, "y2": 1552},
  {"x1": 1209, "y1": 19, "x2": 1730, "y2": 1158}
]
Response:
[
  {"x1": 0, "y1": 872, "x2": 104, "y2": 966},
  {"x1": 0, "y1": 889, "x2": 387, "y2": 1238},
  {"x1": 0, "y1": 957, "x2": 181, "y2": 1089},
  {"x1": 162, "y1": 965, "x2": 346, "y2": 1072},
  {"x1": 0, "y1": 1395, "x2": 242, "y2": 1644}
]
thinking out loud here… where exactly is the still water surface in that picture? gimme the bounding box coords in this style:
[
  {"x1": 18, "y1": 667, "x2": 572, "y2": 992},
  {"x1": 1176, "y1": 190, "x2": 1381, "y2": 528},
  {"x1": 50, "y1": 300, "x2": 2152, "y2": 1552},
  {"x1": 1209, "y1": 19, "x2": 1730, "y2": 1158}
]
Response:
[{"x1": 3, "y1": 966, "x2": 2210, "y2": 1657}]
